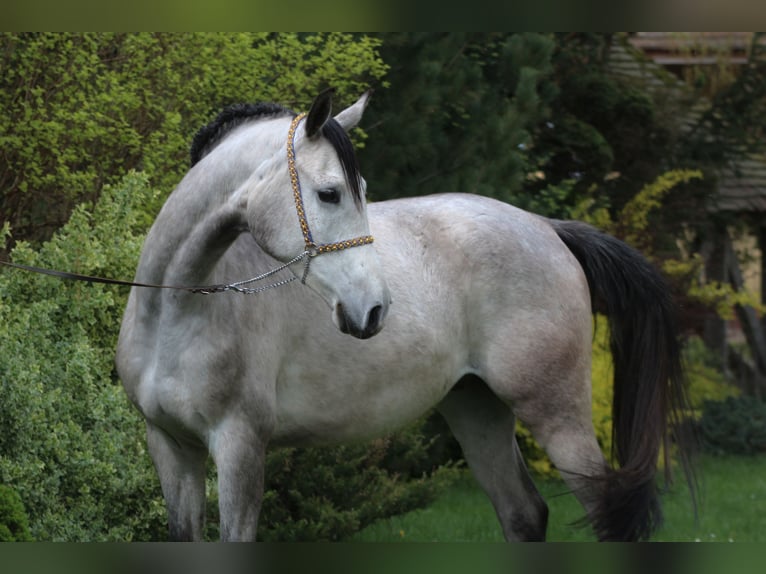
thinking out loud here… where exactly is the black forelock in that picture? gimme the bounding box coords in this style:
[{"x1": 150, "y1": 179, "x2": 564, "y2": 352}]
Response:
[
  {"x1": 189, "y1": 102, "x2": 363, "y2": 206},
  {"x1": 320, "y1": 118, "x2": 363, "y2": 206}
]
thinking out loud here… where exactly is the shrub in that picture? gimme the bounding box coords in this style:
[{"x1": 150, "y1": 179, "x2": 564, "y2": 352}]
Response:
[
  {"x1": 197, "y1": 420, "x2": 460, "y2": 542},
  {"x1": 0, "y1": 484, "x2": 32, "y2": 541},
  {"x1": 699, "y1": 396, "x2": 766, "y2": 455},
  {"x1": 254, "y1": 424, "x2": 459, "y2": 541},
  {"x1": 683, "y1": 336, "x2": 740, "y2": 409},
  {"x1": 0, "y1": 172, "x2": 167, "y2": 540}
]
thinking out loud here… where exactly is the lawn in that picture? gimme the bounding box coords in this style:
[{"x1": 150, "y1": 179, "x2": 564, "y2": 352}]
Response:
[{"x1": 351, "y1": 454, "x2": 766, "y2": 542}]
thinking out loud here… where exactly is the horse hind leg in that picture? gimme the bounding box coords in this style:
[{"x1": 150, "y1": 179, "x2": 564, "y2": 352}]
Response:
[
  {"x1": 524, "y1": 417, "x2": 612, "y2": 537},
  {"x1": 437, "y1": 375, "x2": 548, "y2": 541},
  {"x1": 145, "y1": 421, "x2": 208, "y2": 541},
  {"x1": 502, "y1": 370, "x2": 624, "y2": 541},
  {"x1": 481, "y1": 329, "x2": 627, "y2": 540}
]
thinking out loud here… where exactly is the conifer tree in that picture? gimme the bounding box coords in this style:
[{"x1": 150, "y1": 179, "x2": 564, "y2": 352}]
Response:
[{"x1": 358, "y1": 33, "x2": 555, "y2": 204}]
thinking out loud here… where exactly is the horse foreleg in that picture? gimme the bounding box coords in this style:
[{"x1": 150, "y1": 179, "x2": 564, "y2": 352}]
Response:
[
  {"x1": 210, "y1": 419, "x2": 268, "y2": 542},
  {"x1": 437, "y1": 377, "x2": 549, "y2": 541},
  {"x1": 146, "y1": 422, "x2": 208, "y2": 541}
]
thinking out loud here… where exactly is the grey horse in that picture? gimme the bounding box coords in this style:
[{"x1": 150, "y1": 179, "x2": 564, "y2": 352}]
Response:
[{"x1": 117, "y1": 90, "x2": 693, "y2": 541}]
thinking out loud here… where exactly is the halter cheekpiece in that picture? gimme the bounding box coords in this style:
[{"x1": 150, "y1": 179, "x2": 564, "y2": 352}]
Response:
[{"x1": 286, "y1": 112, "x2": 374, "y2": 256}]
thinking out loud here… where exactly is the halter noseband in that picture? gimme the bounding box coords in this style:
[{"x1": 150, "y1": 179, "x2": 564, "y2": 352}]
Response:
[{"x1": 287, "y1": 112, "x2": 374, "y2": 257}]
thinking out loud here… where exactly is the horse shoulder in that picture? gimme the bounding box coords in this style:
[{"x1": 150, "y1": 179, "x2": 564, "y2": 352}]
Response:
[{"x1": 119, "y1": 283, "x2": 277, "y2": 435}]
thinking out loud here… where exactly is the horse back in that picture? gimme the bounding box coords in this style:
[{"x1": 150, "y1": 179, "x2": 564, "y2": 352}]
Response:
[{"x1": 369, "y1": 193, "x2": 591, "y2": 319}]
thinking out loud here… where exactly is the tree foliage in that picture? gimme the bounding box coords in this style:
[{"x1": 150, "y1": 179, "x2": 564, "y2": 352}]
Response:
[
  {"x1": 689, "y1": 32, "x2": 766, "y2": 162},
  {"x1": 357, "y1": 33, "x2": 555, "y2": 205}
]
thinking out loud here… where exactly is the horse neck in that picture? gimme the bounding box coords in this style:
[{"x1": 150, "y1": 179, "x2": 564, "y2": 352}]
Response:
[{"x1": 136, "y1": 123, "x2": 285, "y2": 290}]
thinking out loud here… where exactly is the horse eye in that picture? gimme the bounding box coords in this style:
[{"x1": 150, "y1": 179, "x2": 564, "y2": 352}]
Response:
[{"x1": 317, "y1": 188, "x2": 340, "y2": 204}]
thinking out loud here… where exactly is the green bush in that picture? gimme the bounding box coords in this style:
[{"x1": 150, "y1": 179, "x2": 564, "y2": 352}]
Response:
[
  {"x1": 699, "y1": 396, "x2": 766, "y2": 456},
  {"x1": 682, "y1": 336, "x2": 740, "y2": 409},
  {"x1": 255, "y1": 424, "x2": 459, "y2": 541},
  {"x1": 0, "y1": 172, "x2": 166, "y2": 540},
  {"x1": 198, "y1": 419, "x2": 459, "y2": 542},
  {"x1": 0, "y1": 484, "x2": 32, "y2": 541}
]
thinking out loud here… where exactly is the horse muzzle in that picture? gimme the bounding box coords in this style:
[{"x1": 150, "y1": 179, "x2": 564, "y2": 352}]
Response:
[{"x1": 334, "y1": 299, "x2": 389, "y2": 340}]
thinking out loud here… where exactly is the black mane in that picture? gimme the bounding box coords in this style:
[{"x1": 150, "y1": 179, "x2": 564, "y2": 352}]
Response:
[
  {"x1": 189, "y1": 102, "x2": 363, "y2": 204},
  {"x1": 190, "y1": 102, "x2": 292, "y2": 167}
]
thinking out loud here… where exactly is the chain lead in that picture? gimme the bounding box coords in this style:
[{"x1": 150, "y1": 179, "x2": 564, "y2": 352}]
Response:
[{"x1": 192, "y1": 250, "x2": 311, "y2": 295}]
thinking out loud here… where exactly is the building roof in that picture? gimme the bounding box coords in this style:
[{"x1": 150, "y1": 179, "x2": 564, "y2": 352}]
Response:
[
  {"x1": 608, "y1": 33, "x2": 766, "y2": 214},
  {"x1": 716, "y1": 153, "x2": 766, "y2": 212},
  {"x1": 628, "y1": 32, "x2": 752, "y2": 66}
]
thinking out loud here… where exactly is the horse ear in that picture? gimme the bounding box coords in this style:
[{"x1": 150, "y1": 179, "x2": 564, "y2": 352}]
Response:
[
  {"x1": 304, "y1": 88, "x2": 334, "y2": 139},
  {"x1": 334, "y1": 90, "x2": 372, "y2": 132}
]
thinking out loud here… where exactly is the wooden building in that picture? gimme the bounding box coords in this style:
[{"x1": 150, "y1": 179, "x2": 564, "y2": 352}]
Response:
[{"x1": 608, "y1": 32, "x2": 766, "y2": 395}]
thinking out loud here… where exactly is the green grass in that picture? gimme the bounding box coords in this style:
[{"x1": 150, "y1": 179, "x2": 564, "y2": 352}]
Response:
[{"x1": 351, "y1": 454, "x2": 766, "y2": 542}]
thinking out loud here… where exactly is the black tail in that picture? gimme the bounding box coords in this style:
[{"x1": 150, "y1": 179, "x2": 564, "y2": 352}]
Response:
[{"x1": 552, "y1": 219, "x2": 696, "y2": 541}]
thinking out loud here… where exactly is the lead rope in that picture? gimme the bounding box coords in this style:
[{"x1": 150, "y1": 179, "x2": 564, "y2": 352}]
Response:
[{"x1": 0, "y1": 252, "x2": 309, "y2": 295}]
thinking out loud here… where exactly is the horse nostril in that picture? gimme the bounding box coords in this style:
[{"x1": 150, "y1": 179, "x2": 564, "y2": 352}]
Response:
[
  {"x1": 335, "y1": 302, "x2": 350, "y2": 335},
  {"x1": 366, "y1": 304, "x2": 384, "y2": 336}
]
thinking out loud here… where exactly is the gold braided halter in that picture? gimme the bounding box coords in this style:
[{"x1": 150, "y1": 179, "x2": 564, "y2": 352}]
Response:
[{"x1": 286, "y1": 112, "x2": 374, "y2": 256}]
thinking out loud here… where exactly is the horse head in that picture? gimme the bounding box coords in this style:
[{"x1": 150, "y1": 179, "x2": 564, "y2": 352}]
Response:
[{"x1": 245, "y1": 90, "x2": 391, "y2": 339}]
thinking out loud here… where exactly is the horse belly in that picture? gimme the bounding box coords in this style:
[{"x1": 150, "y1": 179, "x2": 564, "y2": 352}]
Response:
[{"x1": 271, "y1": 342, "x2": 462, "y2": 446}]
